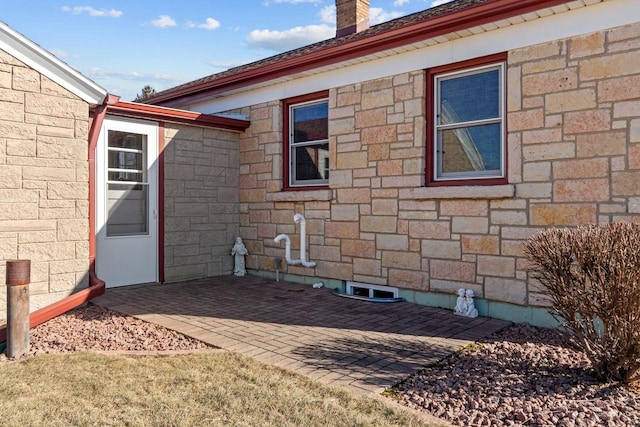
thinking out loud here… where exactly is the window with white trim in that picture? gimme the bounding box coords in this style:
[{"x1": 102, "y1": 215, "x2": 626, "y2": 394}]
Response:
[
  {"x1": 428, "y1": 57, "x2": 506, "y2": 185},
  {"x1": 284, "y1": 93, "x2": 329, "y2": 189}
]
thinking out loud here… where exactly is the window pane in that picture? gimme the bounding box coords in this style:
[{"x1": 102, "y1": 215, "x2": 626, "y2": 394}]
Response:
[
  {"x1": 439, "y1": 123, "x2": 501, "y2": 175},
  {"x1": 108, "y1": 130, "x2": 145, "y2": 150},
  {"x1": 293, "y1": 102, "x2": 328, "y2": 143},
  {"x1": 439, "y1": 68, "x2": 499, "y2": 124},
  {"x1": 107, "y1": 183, "x2": 148, "y2": 236},
  {"x1": 292, "y1": 143, "x2": 329, "y2": 183}
]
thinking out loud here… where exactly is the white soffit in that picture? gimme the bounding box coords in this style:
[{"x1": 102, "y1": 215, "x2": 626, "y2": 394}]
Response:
[{"x1": 0, "y1": 21, "x2": 107, "y2": 105}]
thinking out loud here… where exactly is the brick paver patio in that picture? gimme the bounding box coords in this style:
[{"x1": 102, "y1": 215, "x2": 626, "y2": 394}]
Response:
[{"x1": 93, "y1": 275, "x2": 509, "y2": 394}]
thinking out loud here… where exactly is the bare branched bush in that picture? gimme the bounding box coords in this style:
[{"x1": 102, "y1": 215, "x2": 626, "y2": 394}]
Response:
[{"x1": 523, "y1": 223, "x2": 640, "y2": 383}]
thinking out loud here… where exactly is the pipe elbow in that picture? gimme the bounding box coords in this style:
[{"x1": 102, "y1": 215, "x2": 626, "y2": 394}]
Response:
[
  {"x1": 274, "y1": 234, "x2": 289, "y2": 244},
  {"x1": 293, "y1": 213, "x2": 304, "y2": 223}
]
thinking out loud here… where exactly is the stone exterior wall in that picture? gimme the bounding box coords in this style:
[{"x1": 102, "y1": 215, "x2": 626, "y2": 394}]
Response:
[
  {"x1": 0, "y1": 48, "x2": 91, "y2": 320},
  {"x1": 163, "y1": 124, "x2": 240, "y2": 282},
  {"x1": 237, "y1": 22, "x2": 640, "y2": 310}
]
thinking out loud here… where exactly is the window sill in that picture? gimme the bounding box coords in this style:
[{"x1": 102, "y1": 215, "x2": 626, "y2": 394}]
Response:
[
  {"x1": 267, "y1": 189, "x2": 333, "y2": 202},
  {"x1": 400, "y1": 184, "x2": 514, "y2": 200}
]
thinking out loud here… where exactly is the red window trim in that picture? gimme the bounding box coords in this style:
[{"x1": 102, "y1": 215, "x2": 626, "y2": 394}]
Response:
[
  {"x1": 282, "y1": 90, "x2": 330, "y2": 192},
  {"x1": 425, "y1": 52, "x2": 508, "y2": 187}
]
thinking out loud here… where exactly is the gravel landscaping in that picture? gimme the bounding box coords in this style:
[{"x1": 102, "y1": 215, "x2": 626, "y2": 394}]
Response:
[
  {"x1": 393, "y1": 324, "x2": 640, "y2": 427},
  {"x1": 1, "y1": 304, "x2": 639, "y2": 426}
]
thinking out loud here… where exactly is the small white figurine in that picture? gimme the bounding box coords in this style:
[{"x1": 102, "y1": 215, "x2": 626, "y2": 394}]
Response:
[
  {"x1": 231, "y1": 237, "x2": 248, "y2": 276},
  {"x1": 454, "y1": 288, "x2": 467, "y2": 315},
  {"x1": 464, "y1": 289, "x2": 479, "y2": 318}
]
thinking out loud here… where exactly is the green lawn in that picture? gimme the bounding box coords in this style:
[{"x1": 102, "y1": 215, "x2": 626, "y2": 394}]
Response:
[{"x1": 0, "y1": 351, "x2": 446, "y2": 426}]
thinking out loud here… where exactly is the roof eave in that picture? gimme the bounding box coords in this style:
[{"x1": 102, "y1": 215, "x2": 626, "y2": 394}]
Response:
[
  {"x1": 0, "y1": 21, "x2": 107, "y2": 106},
  {"x1": 147, "y1": 0, "x2": 572, "y2": 106},
  {"x1": 107, "y1": 101, "x2": 250, "y2": 132}
]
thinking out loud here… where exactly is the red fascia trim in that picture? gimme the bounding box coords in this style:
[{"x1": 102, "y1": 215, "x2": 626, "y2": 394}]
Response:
[
  {"x1": 425, "y1": 52, "x2": 508, "y2": 187},
  {"x1": 158, "y1": 122, "x2": 165, "y2": 284},
  {"x1": 281, "y1": 91, "x2": 330, "y2": 192},
  {"x1": 107, "y1": 101, "x2": 250, "y2": 132},
  {"x1": 150, "y1": 0, "x2": 570, "y2": 106},
  {"x1": 0, "y1": 272, "x2": 105, "y2": 344}
]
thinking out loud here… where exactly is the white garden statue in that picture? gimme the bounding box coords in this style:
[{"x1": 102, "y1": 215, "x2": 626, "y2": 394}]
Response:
[
  {"x1": 231, "y1": 237, "x2": 248, "y2": 276},
  {"x1": 454, "y1": 288, "x2": 478, "y2": 318}
]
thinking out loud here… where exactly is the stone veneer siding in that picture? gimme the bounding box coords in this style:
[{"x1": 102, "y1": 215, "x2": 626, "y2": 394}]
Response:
[
  {"x1": 237, "y1": 22, "x2": 640, "y2": 312},
  {"x1": 0, "y1": 48, "x2": 91, "y2": 320},
  {"x1": 163, "y1": 124, "x2": 240, "y2": 281}
]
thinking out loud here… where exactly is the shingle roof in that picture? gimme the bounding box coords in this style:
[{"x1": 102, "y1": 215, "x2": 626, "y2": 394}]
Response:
[{"x1": 144, "y1": 0, "x2": 493, "y2": 103}]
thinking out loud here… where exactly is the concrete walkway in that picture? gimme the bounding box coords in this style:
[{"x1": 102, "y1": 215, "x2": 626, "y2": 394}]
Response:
[{"x1": 93, "y1": 275, "x2": 509, "y2": 395}]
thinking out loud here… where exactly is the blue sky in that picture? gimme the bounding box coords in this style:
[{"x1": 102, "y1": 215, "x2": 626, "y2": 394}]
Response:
[{"x1": 2, "y1": 0, "x2": 453, "y2": 101}]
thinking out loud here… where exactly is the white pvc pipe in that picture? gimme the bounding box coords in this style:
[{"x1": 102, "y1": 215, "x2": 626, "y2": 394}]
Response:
[
  {"x1": 273, "y1": 214, "x2": 316, "y2": 268},
  {"x1": 293, "y1": 214, "x2": 316, "y2": 267}
]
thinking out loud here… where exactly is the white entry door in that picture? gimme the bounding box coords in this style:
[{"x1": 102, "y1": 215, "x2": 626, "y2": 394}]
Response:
[{"x1": 96, "y1": 117, "x2": 158, "y2": 288}]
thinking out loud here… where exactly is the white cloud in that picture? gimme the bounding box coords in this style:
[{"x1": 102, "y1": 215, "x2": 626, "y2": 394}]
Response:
[
  {"x1": 208, "y1": 60, "x2": 251, "y2": 70},
  {"x1": 318, "y1": 5, "x2": 335, "y2": 24},
  {"x1": 246, "y1": 24, "x2": 334, "y2": 52},
  {"x1": 86, "y1": 68, "x2": 182, "y2": 83},
  {"x1": 186, "y1": 17, "x2": 221, "y2": 30},
  {"x1": 319, "y1": 5, "x2": 404, "y2": 26},
  {"x1": 271, "y1": 0, "x2": 322, "y2": 3},
  {"x1": 430, "y1": 0, "x2": 455, "y2": 7},
  {"x1": 62, "y1": 6, "x2": 122, "y2": 17},
  {"x1": 151, "y1": 15, "x2": 177, "y2": 28},
  {"x1": 394, "y1": 0, "x2": 410, "y2": 6},
  {"x1": 370, "y1": 7, "x2": 404, "y2": 25}
]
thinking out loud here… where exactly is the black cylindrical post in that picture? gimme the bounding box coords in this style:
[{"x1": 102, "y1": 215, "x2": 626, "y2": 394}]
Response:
[{"x1": 6, "y1": 260, "x2": 30, "y2": 358}]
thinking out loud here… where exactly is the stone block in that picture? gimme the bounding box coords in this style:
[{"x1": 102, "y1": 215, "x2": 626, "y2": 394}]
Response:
[
  {"x1": 530, "y1": 203, "x2": 597, "y2": 226},
  {"x1": 353, "y1": 258, "x2": 381, "y2": 275},
  {"x1": 360, "y1": 216, "x2": 397, "y2": 233},
  {"x1": 331, "y1": 204, "x2": 359, "y2": 221},
  {"x1": 451, "y1": 217, "x2": 488, "y2": 234},
  {"x1": 342, "y1": 239, "x2": 376, "y2": 258},
  {"x1": 461, "y1": 235, "x2": 499, "y2": 255},
  {"x1": 508, "y1": 109, "x2": 544, "y2": 131},
  {"x1": 421, "y1": 239, "x2": 460, "y2": 260},
  {"x1": 523, "y1": 162, "x2": 551, "y2": 181},
  {"x1": 439, "y1": 200, "x2": 488, "y2": 217},
  {"x1": 570, "y1": 32, "x2": 605, "y2": 58},
  {"x1": 361, "y1": 125, "x2": 397, "y2": 144},
  {"x1": 522, "y1": 129, "x2": 562, "y2": 145},
  {"x1": 522, "y1": 68, "x2": 577, "y2": 96},
  {"x1": 490, "y1": 210, "x2": 527, "y2": 226},
  {"x1": 580, "y1": 51, "x2": 640, "y2": 81},
  {"x1": 510, "y1": 41, "x2": 561, "y2": 64},
  {"x1": 362, "y1": 88, "x2": 393, "y2": 109},
  {"x1": 376, "y1": 234, "x2": 408, "y2": 251},
  {"x1": 337, "y1": 188, "x2": 370, "y2": 204},
  {"x1": 25, "y1": 93, "x2": 87, "y2": 119},
  {"x1": 381, "y1": 250, "x2": 421, "y2": 270},
  {"x1": 553, "y1": 158, "x2": 609, "y2": 180},
  {"x1": 355, "y1": 108, "x2": 387, "y2": 128},
  {"x1": 337, "y1": 151, "x2": 368, "y2": 169},
  {"x1": 563, "y1": 109, "x2": 611, "y2": 134},
  {"x1": 430, "y1": 260, "x2": 475, "y2": 283},
  {"x1": 614, "y1": 100, "x2": 640, "y2": 119},
  {"x1": 372, "y1": 199, "x2": 398, "y2": 215},
  {"x1": 12, "y1": 67, "x2": 40, "y2": 92},
  {"x1": 612, "y1": 172, "x2": 640, "y2": 196},
  {"x1": 598, "y1": 75, "x2": 640, "y2": 102},
  {"x1": 485, "y1": 278, "x2": 527, "y2": 305},
  {"x1": 553, "y1": 179, "x2": 609, "y2": 202},
  {"x1": 0, "y1": 202, "x2": 38, "y2": 220},
  {"x1": 388, "y1": 269, "x2": 429, "y2": 291},
  {"x1": 477, "y1": 255, "x2": 515, "y2": 277},
  {"x1": 523, "y1": 142, "x2": 575, "y2": 161},
  {"x1": 57, "y1": 219, "x2": 89, "y2": 241},
  {"x1": 325, "y1": 221, "x2": 360, "y2": 239},
  {"x1": 545, "y1": 89, "x2": 596, "y2": 114},
  {"x1": 408, "y1": 220, "x2": 450, "y2": 239},
  {"x1": 576, "y1": 131, "x2": 626, "y2": 157},
  {"x1": 315, "y1": 261, "x2": 353, "y2": 280},
  {"x1": 309, "y1": 245, "x2": 341, "y2": 262},
  {"x1": 377, "y1": 159, "x2": 403, "y2": 176},
  {"x1": 18, "y1": 241, "x2": 75, "y2": 261}
]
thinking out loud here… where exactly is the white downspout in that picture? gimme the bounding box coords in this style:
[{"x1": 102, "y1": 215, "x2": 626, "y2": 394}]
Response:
[{"x1": 294, "y1": 214, "x2": 316, "y2": 268}]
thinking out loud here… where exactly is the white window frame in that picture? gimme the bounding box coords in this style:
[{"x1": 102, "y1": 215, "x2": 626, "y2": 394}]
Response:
[
  {"x1": 433, "y1": 62, "x2": 505, "y2": 182},
  {"x1": 288, "y1": 98, "x2": 329, "y2": 188}
]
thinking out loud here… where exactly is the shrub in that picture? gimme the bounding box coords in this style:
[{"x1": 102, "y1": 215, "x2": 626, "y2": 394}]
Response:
[{"x1": 523, "y1": 222, "x2": 640, "y2": 383}]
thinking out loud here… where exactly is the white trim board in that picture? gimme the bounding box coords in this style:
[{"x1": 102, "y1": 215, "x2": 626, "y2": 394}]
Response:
[{"x1": 0, "y1": 20, "x2": 107, "y2": 105}]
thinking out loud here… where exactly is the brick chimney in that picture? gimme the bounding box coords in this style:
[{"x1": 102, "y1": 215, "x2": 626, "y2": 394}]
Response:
[{"x1": 335, "y1": 0, "x2": 370, "y2": 38}]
